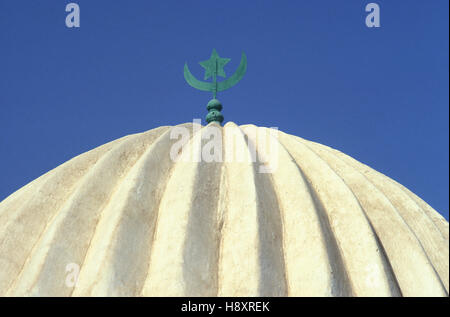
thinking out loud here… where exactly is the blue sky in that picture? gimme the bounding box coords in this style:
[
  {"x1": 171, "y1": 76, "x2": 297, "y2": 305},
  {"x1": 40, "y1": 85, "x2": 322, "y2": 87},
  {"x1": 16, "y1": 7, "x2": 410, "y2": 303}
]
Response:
[{"x1": 0, "y1": 1, "x2": 448, "y2": 219}]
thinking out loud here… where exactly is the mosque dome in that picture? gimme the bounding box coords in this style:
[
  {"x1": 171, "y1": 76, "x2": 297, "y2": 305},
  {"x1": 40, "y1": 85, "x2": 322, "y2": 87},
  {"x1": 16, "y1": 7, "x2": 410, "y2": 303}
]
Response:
[{"x1": 0, "y1": 122, "x2": 448, "y2": 297}]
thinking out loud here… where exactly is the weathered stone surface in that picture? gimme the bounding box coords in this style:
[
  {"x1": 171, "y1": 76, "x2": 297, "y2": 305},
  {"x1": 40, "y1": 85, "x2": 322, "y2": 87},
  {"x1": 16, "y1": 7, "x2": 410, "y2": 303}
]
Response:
[{"x1": 0, "y1": 122, "x2": 448, "y2": 296}]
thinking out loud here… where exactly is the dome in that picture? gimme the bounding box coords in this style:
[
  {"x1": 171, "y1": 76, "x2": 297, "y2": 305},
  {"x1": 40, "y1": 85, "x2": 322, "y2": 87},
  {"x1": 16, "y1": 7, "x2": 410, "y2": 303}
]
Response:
[{"x1": 0, "y1": 122, "x2": 448, "y2": 297}]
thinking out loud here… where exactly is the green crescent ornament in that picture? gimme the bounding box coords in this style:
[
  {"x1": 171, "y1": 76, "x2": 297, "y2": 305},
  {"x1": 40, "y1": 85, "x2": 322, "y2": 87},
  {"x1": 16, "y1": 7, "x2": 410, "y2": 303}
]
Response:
[{"x1": 184, "y1": 49, "x2": 247, "y2": 124}]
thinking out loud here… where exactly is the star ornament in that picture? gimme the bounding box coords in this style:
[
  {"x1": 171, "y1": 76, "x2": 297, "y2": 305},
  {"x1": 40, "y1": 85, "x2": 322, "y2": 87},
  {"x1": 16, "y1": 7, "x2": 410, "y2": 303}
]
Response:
[{"x1": 199, "y1": 49, "x2": 231, "y2": 80}]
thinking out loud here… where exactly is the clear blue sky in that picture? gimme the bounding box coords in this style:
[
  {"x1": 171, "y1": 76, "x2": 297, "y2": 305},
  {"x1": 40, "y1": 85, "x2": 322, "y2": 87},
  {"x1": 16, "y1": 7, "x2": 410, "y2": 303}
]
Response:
[{"x1": 0, "y1": 1, "x2": 448, "y2": 220}]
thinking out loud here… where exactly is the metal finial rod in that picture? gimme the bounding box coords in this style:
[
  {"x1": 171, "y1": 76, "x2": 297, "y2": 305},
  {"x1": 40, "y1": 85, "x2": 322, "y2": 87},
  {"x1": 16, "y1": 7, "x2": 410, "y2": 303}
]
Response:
[{"x1": 184, "y1": 49, "x2": 247, "y2": 124}]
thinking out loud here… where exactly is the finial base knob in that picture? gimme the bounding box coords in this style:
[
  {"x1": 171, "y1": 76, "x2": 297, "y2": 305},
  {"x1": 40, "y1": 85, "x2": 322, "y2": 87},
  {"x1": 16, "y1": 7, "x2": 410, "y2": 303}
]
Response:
[{"x1": 206, "y1": 99, "x2": 224, "y2": 124}]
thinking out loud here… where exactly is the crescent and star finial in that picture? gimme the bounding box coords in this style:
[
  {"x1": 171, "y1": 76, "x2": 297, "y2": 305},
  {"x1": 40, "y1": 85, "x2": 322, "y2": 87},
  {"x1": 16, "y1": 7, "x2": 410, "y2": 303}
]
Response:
[{"x1": 184, "y1": 49, "x2": 247, "y2": 124}]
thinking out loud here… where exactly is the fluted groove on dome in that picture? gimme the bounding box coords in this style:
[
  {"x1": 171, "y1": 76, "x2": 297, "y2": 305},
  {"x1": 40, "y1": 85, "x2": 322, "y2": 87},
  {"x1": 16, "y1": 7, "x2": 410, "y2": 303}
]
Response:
[
  {"x1": 0, "y1": 122, "x2": 448, "y2": 297},
  {"x1": 291, "y1": 136, "x2": 448, "y2": 295}
]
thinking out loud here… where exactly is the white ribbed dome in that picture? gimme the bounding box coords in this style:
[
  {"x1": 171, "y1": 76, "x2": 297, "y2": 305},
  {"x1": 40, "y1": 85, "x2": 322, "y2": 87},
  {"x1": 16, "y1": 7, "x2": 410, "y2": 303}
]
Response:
[{"x1": 0, "y1": 122, "x2": 448, "y2": 297}]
